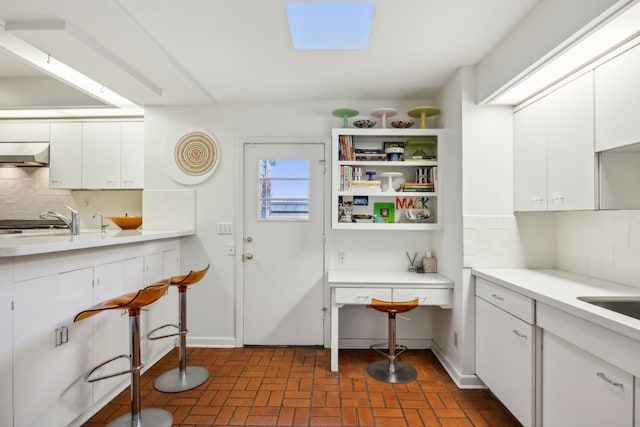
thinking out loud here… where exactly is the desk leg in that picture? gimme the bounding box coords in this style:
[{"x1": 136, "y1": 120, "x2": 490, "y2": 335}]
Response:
[{"x1": 331, "y1": 296, "x2": 340, "y2": 372}]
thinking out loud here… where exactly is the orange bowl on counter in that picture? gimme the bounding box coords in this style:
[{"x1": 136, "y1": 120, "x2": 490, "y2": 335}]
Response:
[{"x1": 107, "y1": 216, "x2": 143, "y2": 230}]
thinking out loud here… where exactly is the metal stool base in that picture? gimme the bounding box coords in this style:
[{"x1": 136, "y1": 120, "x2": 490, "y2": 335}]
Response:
[
  {"x1": 367, "y1": 359, "x2": 417, "y2": 384},
  {"x1": 154, "y1": 365, "x2": 210, "y2": 392},
  {"x1": 107, "y1": 408, "x2": 173, "y2": 427}
]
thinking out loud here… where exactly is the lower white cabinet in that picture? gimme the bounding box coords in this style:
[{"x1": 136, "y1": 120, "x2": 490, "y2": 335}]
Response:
[
  {"x1": 541, "y1": 330, "x2": 633, "y2": 426},
  {"x1": 0, "y1": 260, "x2": 13, "y2": 427},
  {"x1": 13, "y1": 268, "x2": 94, "y2": 427},
  {"x1": 475, "y1": 278, "x2": 534, "y2": 427}
]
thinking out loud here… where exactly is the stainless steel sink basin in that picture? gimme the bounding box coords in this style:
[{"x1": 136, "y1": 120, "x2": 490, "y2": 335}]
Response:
[{"x1": 577, "y1": 296, "x2": 640, "y2": 321}]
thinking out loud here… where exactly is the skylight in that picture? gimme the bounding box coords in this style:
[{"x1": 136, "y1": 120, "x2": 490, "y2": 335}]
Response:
[{"x1": 286, "y1": 2, "x2": 375, "y2": 50}]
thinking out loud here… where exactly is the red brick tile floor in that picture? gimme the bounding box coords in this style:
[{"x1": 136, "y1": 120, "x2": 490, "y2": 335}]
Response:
[{"x1": 83, "y1": 347, "x2": 521, "y2": 426}]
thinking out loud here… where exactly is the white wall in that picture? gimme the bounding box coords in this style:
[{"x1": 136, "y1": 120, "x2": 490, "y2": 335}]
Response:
[{"x1": 144, "y1": 100, "x2": 448, "y2": 347}]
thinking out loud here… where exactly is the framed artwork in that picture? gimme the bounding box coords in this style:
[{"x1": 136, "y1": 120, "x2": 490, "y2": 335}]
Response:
[
  {"x1": 353, "y1": 196, "x2": 369, "y2": 206},
  {"x1": 374, "y1": 202, "x2": 394, "y2": 223}
]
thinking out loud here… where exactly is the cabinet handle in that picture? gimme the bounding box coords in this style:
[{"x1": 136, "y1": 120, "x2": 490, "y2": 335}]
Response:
[
  {"x1": 531, "y1": 197, "x2": 544, "y2": 202},
  {"x1": 512, "y1": 329, "x2": 527, "y2": 339},
  {"x1": 491, "y1": 294, "x2": 504, "y2": 301},
  {"x1": 50, "y1": 180, "x2": 62, "y2": 183},
  {"x1": 550, "y1": 196, "x2": 565, "y2": 201},
  {"x1": 55, "y1": 326, "x2": 69, "y2": 347},
  {"x1": 596, "y1": 372, "x2": 624, "y2": 389}
]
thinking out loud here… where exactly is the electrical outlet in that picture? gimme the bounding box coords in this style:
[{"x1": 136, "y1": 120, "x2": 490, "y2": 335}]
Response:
[
  {"x1": 338, "y1": 251, "x2": 345, "y2": 264},
  {"x1": 227, "y1": 243, "x2": 235, "y2": 256}
]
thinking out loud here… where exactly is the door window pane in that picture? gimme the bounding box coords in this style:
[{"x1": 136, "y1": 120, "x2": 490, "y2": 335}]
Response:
[{"x1": 258, "y1": 159, "x2": 310, "y2": 220}]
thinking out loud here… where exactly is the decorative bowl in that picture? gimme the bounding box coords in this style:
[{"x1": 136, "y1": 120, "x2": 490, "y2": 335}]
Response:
[
  {"x1": 353, "y1": 119, "x2": 377, "y2": 128},
  {"x1": 391, "y1": 120, "x2": 414, "y2": 128},
  {"x1": 353, "y1": 214, "x2": 374, "y2": 223},
  {"x1": 405, "y1": 209, "x2": 431, "y2": 223},
  {"x1": 108, "y1": 216, "x2": 143, "y2": 230}
]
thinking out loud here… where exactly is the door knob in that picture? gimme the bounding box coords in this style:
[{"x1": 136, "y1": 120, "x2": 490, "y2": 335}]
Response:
[{"x1": 245, "y1": 252, "x2": 254, "y2": 260}]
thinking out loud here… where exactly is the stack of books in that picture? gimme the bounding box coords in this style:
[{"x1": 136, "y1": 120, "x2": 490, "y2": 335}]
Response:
[
  {"x1": 402, "y1": 182, "x2": 435, "y2": 192},
  {"x1": 354, "y1": 148, "x2": 386, "y2": 161},
  {"x1": 338, "y1": 135, "x2": 354, "y2": 161}
]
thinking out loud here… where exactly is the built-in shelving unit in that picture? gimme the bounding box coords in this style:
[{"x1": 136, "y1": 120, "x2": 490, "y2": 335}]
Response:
[{"x1": 331, "y1": 128, "x2": 443, "y2": 230}]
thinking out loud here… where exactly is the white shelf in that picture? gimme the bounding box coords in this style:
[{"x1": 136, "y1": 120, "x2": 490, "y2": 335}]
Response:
[{"x1": 332, "y1": 128, "x2": 443, "y2": 230}]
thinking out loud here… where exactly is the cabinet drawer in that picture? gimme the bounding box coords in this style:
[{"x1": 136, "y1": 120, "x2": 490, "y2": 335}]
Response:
[
  {"x1": 393, "y1": 288, "x2": 451, "y2": 306},
  {"x1": 476, "y1": 277, "x2": 534, "y2": 324},
  {"x1": 334, "y1": 287, "x2": 391, "y2": 304}
]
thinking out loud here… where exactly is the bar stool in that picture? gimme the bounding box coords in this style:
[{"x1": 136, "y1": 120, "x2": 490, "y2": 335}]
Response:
[
  {"x1": 148, "y1": 264, "x2": 210, "y2": 392},
  {"x1": 367, "y1": 298, "x2": 419, "y2": 384},
  {"x1": 74, "y1": 280, "x2": 173, "y2": 427}
]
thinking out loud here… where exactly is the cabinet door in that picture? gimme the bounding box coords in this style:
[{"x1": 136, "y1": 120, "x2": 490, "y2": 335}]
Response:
[
  {"x1": 546, "y1": 72, "x2": 596, "y2": 210},
  {"x1": 513, "y1": 97, "x2": 547, "y2": 211},
  {"x1": 13, "y1": 268, "x2": 94, "y2": 427},
  {"x1": 595, "y1": 43, "x2": 640, "y2": 151},
  {"x1": 542, "y1": 331, "x2": 633, "y2": 426},
  {"x1": 49, "y1": 122, "x2": 82, "y2": 189},
  {"x1": 82, "y1": 122, "x2": 122, "y2": 189},
  {"x1": 93, "y1": 261, "x2": 127, "y2": 404},
  {"x1": 163, "y1": 249, "x2": 180, "y2": 329},
  {"x1": 121, "y1": 121, "x2": 144, "y2": 189},
  {"x1": 0, "y1": 261, "x2": 12, "y2": 427},
  {"x1": 143, "y1": 252, "x2": 167, "y2": 363},
  {"x1": 475, "y1": 297, "x2": 534, "y2": 427}
]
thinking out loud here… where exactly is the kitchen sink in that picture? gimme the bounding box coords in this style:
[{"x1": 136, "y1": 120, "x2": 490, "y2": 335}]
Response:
[{"x1": 577, "y1": 296, "x2": 640, "y2": 321}]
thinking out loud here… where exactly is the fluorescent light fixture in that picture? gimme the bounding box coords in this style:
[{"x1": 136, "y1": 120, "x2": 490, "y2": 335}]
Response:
[
  {"x1": 286, "y1": 1, "x2": 375, "y2": 50},
  {"x1": 0, "y1": 29, "x2": 143, "y2": 117},
  {"x1": 490, "y1": 2, "x2": 640, "y2": 105}
]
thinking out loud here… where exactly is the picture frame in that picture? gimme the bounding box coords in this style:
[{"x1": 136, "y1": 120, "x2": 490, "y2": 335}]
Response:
[
  {"x1": 374, "y1": 202, "x2": 395, "y2": 223},
  {"x1": 353, "y1": 195, "x2": 369, "y2": 206}
]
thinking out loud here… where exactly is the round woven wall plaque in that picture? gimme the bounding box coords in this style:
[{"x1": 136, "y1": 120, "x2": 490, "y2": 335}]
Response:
[{"x1": 174, "y1": 131, "x2": 217, "y2": 176}]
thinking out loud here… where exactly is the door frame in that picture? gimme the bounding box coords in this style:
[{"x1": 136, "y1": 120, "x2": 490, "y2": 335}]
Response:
[{"x1": 235, "y1": 136, "x2": 331, "y2": 347}]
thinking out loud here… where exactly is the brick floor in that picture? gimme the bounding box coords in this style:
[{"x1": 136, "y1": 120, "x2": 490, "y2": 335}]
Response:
[{"x1": 83, "y1": 347, "x2": 521, "y2": 426}]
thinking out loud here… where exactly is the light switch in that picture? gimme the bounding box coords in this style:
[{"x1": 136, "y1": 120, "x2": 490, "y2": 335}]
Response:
[{"x1": 217, "y1": 222, "x2": 233, "y2": 234}]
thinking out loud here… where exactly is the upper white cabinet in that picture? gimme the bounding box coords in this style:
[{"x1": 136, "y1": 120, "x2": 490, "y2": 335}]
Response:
[
  {"x1": 49, "y1": 120, "x2": 144, "y2": 190},
  {"x1": 514, "y1": 72, "x2": 596, "y2": 211},
  {"x1": 595, "y1": 42, "x2": 640, "y2": 152},
  {"x1": 49, "y1": 122, "x2": 82, "y2": 189},
  {"x1": 82, "y1": 121, "x2": 144, "y2": 189},
  {"x1": 0, "y1": 122, "x2": 49, "y2": 142}
]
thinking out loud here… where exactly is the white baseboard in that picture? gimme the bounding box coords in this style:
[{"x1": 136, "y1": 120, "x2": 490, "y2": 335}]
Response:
[
  {"x1": 187, "y1": 336, "x2": 237, "y2": 347},
  {"x1": 431, "y1": 342, "x2": 486, "y2": 389}
]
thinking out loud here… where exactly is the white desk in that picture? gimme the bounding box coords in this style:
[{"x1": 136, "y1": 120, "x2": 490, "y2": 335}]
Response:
[{"x1": 328, "y1": 270, "x2": 453, "y2": 372}]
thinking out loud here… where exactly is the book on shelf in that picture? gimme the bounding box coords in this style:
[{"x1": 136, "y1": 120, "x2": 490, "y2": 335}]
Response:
[{"x1": 338, "y1": 135, "x2": 354, "y2": 161}]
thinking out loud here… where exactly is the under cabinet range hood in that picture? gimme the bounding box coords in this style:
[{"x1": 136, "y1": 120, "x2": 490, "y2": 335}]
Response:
[{"x1": 0, "y1": 142, "x2": 50, "y2": 166}]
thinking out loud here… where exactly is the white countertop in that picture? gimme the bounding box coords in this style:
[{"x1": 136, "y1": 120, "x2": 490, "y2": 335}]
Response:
[
  {"x1": 328, "y1": 270, "x2": 453, "y2": 287},
  {"x1": 472, "y1": 268, "x2": 640, "y2": 342},
  {"x1": 0, "y1": 228, "x2": 194, "y2": 257}
]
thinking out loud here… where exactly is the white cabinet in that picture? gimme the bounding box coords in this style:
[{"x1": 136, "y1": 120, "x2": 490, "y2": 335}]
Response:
[
  {"x1": 332, "y1": 128, "x2": 443, "y2": 230},
  {"x1": 49, "y1": 120, "x2": 144, "y2": 189},
  {"x1": 121, "y1": 121, "x2": 145, "y2": 188},
  {"x1": 542, "y1": 330, "x2": 633, "y2": 426},
  {"x1": 49, "y1": 122, "x2": 82, "y2": 188},
  {"x1": 13, "y1": 268, "x2": 94, "y2": 427},
  {"x1": 92, "y1": 261, "x2": 128, "y2": 404},
  {"x1": 595, "y1": 42, "x2": 640, "y2": 151},
  {"x1": 0, "y1": 260, "x2": 12, "y2": 427},
  {"x1": 0, "y1": 122, "x2": 49, "y2": 141},
  {"x1": 475, "y1": 277, "x2": 534, "y2": 427},
  {"x1": 513, "y1": 72, "x2": 596, "y2": 211},
  {"x1": 82, "y1": 122, "x2": 122, "y2": 189}
]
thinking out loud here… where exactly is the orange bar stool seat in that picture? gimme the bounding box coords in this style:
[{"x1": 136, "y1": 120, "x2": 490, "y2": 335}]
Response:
[
  {"x1": 366, "y1": 298, "x2": 419, "y2": 384},
  {"x1": 148, "y1": 264, "x2": 210, "y2": 392},
  {"x1": 74, "y1": 280, "x2": 173, "y2": 427}
]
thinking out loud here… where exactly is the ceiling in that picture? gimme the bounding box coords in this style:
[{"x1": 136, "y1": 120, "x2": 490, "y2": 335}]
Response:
[{"x1": 0, "y1": 0, "x2": 540, "y2": 113}]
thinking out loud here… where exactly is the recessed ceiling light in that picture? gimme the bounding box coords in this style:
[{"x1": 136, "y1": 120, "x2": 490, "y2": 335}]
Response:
[{"x1": 286, "y1": 2, "x2": 375, "y2": 50}]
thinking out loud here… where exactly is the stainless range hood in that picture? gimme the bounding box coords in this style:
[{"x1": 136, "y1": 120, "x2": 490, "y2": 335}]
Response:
[{"x1": 0, "y1": 142, "x2": 50, "y2": 166}]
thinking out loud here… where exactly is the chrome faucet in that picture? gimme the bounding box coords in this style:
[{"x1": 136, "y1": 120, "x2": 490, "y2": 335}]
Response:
[
  {"x1": 40, "y1": 205, "x2": 80, "y2": 235},
  {"x1": 93, "y1": 213, "x2": 108, "y2": 233}
]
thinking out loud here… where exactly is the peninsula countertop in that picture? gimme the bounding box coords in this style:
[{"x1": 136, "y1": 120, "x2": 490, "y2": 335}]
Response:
[{"x1": 0, "y1": 228, "x2": 194, "y2": 257}]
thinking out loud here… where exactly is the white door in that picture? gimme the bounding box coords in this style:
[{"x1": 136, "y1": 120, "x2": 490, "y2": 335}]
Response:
[{"x1": 243, "y1": 142, "x2": 325, "y2": 345}]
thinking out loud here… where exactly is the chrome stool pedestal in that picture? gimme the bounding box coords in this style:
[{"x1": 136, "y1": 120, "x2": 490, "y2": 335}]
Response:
[
  {"x1": 367, "y1": 298, "x2": 419, "y2": 384},
  {"x1": 149, "y1": 265, "x2": 210, "y2": 393},
  {"x1": 75, "y1": 281, "x2": 173, "y2": 427}
]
